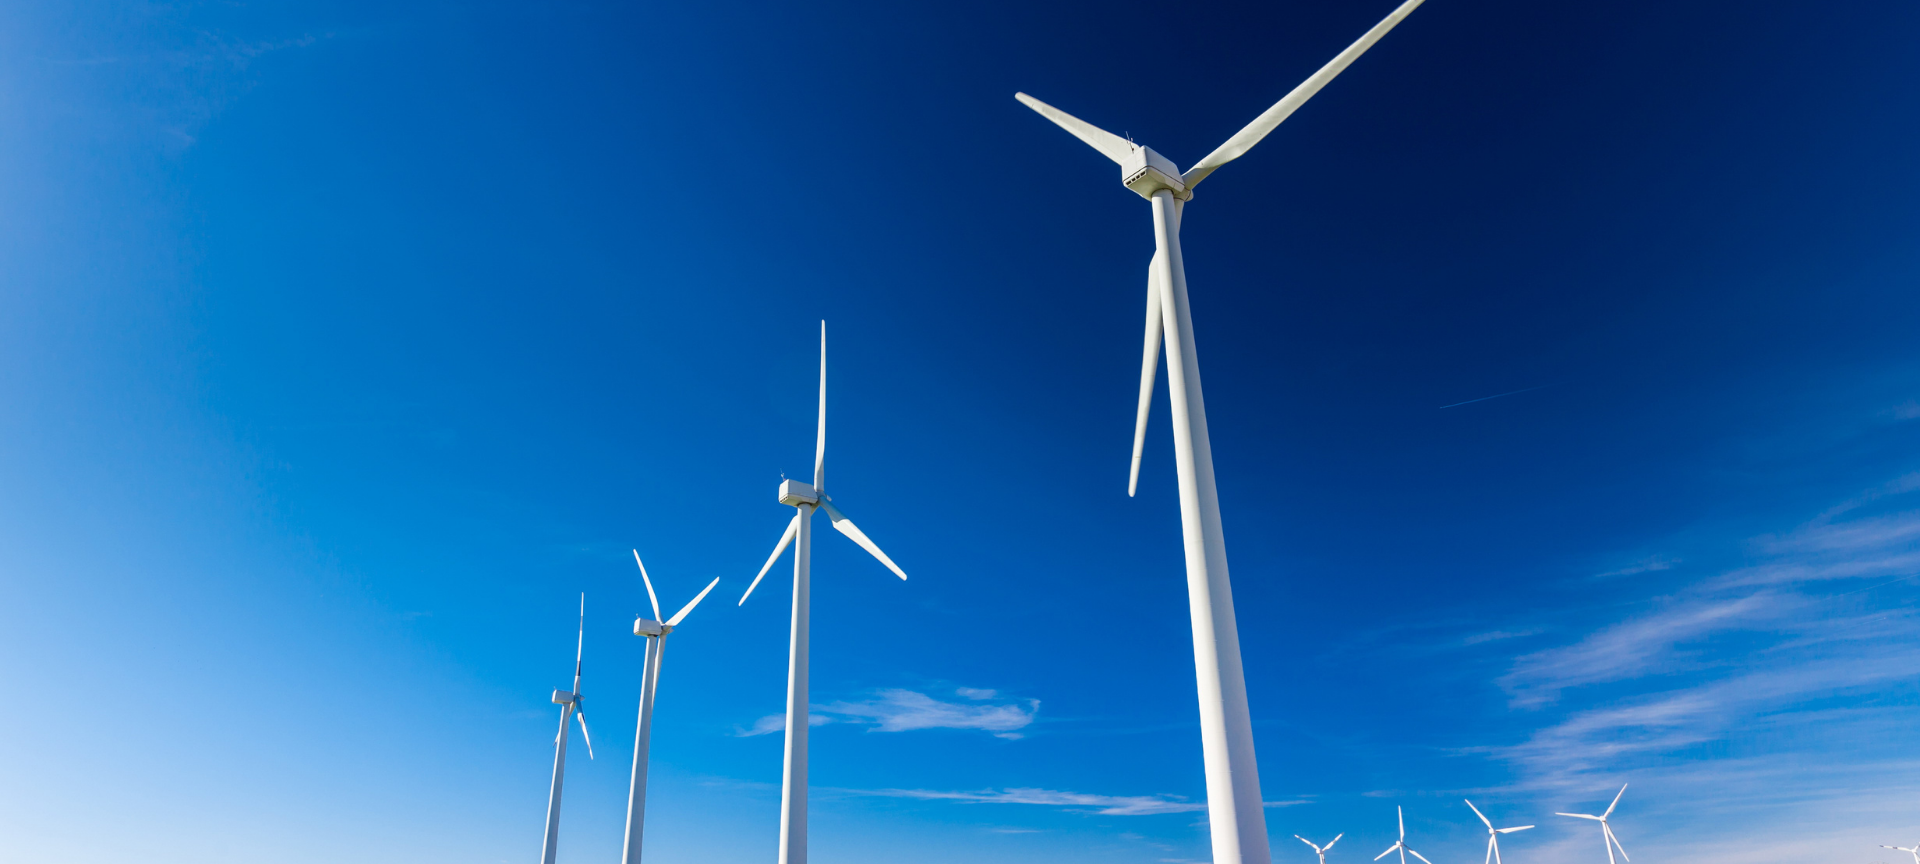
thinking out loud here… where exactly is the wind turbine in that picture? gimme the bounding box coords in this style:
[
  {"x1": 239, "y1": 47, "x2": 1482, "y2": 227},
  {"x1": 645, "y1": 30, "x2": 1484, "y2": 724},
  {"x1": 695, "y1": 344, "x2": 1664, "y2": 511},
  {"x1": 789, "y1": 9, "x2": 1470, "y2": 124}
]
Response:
[
  {"x1": 621, "y1": 550, "x2": 720, "y2": 864},
  {"x1": 1882, "y1": 844, "x2": 1920, "y2": 864},
  {"x1": 739, "y1": 321, "x2": 910, "y2": 864},
  {"x1": 538, "y1": 594, "x2": 595, "y2": 864},
  {"x1": 1374, "y1": 806, "x2": 1432, "y2": 864},
  {"x1": 1295, "y1": 833, "x2": 1343, "y2": 864},
  {"x1": 1464, "y1": 799, "x2": 1533, "y2": 864},
  {"x1": 1556, "y1": 783, "x2": 1631, "y2": 864},
  {"x1": 1013, "y1": 3, "x2": 1427, "y2": 862}
]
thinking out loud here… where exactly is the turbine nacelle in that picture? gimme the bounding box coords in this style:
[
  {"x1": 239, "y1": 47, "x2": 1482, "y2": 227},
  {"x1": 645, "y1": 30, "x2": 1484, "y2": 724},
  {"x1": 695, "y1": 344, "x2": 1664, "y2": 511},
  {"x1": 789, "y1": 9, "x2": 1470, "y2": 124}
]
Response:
[
  {"x1": 1122, "y1": 146, "x2": 1189, "y2": 201},
  {"x1": 551, "y1": 690, "x2": 576, "y2": 705},
  {"x1": 633, "y1": 619, "x2": 665, "y2": 637},
  {"x1": 778, "y1": 479, "x2": 821, "y2": 507}
]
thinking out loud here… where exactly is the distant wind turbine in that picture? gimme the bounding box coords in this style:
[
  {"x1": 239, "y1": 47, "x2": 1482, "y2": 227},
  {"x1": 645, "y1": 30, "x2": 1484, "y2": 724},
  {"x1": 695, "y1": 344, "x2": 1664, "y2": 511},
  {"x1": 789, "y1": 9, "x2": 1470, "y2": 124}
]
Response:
[
  {"x1": 1295, "y1": 833, "x2": 1342, "y2": 864},
  {"x1": 1464, "y1": 799, "x2": 1533, "y2": 864},
  {"x1": 1556, "y1": 784, "x2": 1631, "y2": 864},
  {"x1": 1882, "y1": 844, "x2": 1920, "y2": 864},
  {"x1": 538, "y1": 594, "x2": 595, "y2": 864},
  {"x1": 740, "y1": 321, "x2": 911, "y2": 864},
  {"x1": 1013, "y1": 3, "x2": 1429, "y2": 862},
  {"x1": 621, "y1": 551, "x2": 720, "y2": 864},
  {"x1": 1374, "y1": 806, "x2": 1433, "y2": 864}
]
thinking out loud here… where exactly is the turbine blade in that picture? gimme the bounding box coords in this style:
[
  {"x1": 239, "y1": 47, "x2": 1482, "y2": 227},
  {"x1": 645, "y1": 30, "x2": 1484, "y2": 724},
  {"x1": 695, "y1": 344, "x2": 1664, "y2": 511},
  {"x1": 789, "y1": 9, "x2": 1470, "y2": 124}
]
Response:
[
  {"x1": 1181, "y1": 0, "x2": 1428, "y2": 189},
  {"x1": 815, "y1": 320, "x2": 826, "y2": 491},
  {"x1": 1556, "y1": 813, "x2": 1602, "y2": 821},
  {"x1": 633, "y1": 550, "x2": 662, "y2": 622},
  {"x1": 1013, "y1": 92, "x2": 1134, "y2": 165},
  {"x1": 1406, "y1": 848, "x2": 1433, "y2": 864},
  {"x1": 820, "y1": 500, "x2": 908, "y2": 579},
  {"x1": 575, "y1": 709, "x2": 594, "y2": 759},
  {"x1": 740, "y1": 515, "x2": 800, "y2": 605},
  {"x1": 1374, "y1": 845, "x2": 1398, "y2": 861},
  {"x1": 1497, "y1": 826, "x2": 1534, "y2": 833},
  {"x1": 1465, "y1": 799, "x2": 1491, "y2": 829},
  {"x1": 1398, "y1": 806, "x2": 1405, "y2": 839},
  {"x1": 1484, "y1": 835, "x2": 1495, "y2": 864},
  {"x1": 1129, "y1": 254, "x2": 1162, "y2": 498},
  {"x1": 667, "y1": 577, "x2": 722, "y2": 627},
  {"x1": 1326, "y1": 834, "x2": 1342, "y2": 851},
  {"x1": 1606, "y1": 824, "x2": 1629, "y2": 862},
  {"x1": 1296, "y1": 836, "x2": 1318, "y2": 850},
  {"x1": 1604, "y1": 783, "x2": 1627, "y2": 818},
  {"x1": 575, "y1": 593, "x2": 586, "y2": 668}
]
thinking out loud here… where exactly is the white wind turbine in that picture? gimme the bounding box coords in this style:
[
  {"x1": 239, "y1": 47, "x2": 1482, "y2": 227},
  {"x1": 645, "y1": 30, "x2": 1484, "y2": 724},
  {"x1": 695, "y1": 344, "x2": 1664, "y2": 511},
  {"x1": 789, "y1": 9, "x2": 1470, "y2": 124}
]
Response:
[
  {"x1": 1014, "y1": 3, "x2": 1427, "y2": 861},
  {"x1": 1556, "y1": 783, "x2": 1631, "y2": 864},
  {"x1": 1295, "y1": 833, "x2": 1343, "y2": 864},
  {"x1": 1464, "y1": 799, "x2": 1533, "y2": 864},
  {"x1": 1374, "y1": 806, "x2": 1432, "y2": 864},
  {"x1": 739, "y1": 321, "x2": 910, "y2": 864},
  {"x1": 1882, "y1": 844, "x2": 1920, "y2": 864},
  {"x1": 538, "y1": 594, "x2": 595, "y2": 864},
  {"x1": 620, "y1": 550, "x2": 720, "y2": 864}
]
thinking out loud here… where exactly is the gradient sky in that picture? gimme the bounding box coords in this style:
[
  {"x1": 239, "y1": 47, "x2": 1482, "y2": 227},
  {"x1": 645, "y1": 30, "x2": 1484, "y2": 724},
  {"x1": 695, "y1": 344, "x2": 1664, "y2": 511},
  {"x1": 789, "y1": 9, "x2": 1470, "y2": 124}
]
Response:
[{"x1": 3, "y1": 1, "x2": 1918, "y2": 863}]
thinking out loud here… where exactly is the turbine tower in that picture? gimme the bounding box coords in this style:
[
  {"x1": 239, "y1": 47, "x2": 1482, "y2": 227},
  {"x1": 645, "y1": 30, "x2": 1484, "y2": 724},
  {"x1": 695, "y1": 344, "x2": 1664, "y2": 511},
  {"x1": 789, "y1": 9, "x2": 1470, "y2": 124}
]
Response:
[
  {"x1": 1373, "y1": 806, "x2": 1432, "y2": 864},
  {"x1": 1464, "y1": 799, "x2": 1533, "y2": 864},
  {"x1": 621, "y1": 551, "x2": 720, "y2": 864},
  {"x1": 538, "y1": 594, "x2": 595, "y2": 864},
  {"x1": 1555, "y1": 784, "x2": 1631, "y2": 864},
  {"x1": 740, "y1": 321, "x2": 911, "y2": 864},
  {"x1": 1013, "y1": 2, "x2": 1427, "y2": 861},
  {"x1": 1882, "y1": 844, "x2": 1920, "y2": 864},
  {"x1": 1294, "y1": 833, "x2": 1343, "y2": 864}
]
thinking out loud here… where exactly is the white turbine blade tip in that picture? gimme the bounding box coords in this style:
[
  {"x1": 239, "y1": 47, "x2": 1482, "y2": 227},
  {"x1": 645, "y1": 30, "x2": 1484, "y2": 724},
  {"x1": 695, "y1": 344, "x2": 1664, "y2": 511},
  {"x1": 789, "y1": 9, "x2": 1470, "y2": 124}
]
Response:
[
  {"x1": 822, "y1": 502, "x2": 908, "y2": 580},
  {"x1": 575, "y1": 711, "x2": 594, "y2": 759},
  {"x1": 1013, "y1": 92, "x2": 1134, "y2": 165},
  {"x1": 1181, "y1": 0, "x2": 1428, "y2": 188},
  {"x1": 1465, "y1": 799, "x2": 1491, "y2": 828},
  {"x1": 633, "y1": 550, "x2": 662, "y2": 621},
  {"x1": 1605, "y1": 783, "x2": 1627, "y2": 817},
  {"x1": 667, "y1": 577, "x2": 722, "y2": 627},
  {"x1": 741, "y1": 515, "x2": 800, "y2": 605}
]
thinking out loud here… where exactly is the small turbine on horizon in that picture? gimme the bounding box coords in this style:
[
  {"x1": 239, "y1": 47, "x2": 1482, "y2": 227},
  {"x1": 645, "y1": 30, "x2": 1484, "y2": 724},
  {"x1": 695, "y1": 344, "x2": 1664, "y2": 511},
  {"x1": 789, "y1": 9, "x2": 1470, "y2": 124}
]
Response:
[
  {"x1": 1556, "y1": 783, "x2": 1631, "y2": 864},
  {"x1": 620, "y1": 551, "x2": 720, "y2": 864},
  {"x1": 1464, "y1": 799, "x2": 1533, "y2": 864},
  {"x1": 1295, "y1": 833, "x2": 1342, "y2": 864},
  {"x1": 538, "y1": 594, "x2": 595, "y2": 864},
  {"x1": 1882, "y1": 844, "x2": 1920, "y2": 864},
  {"x1": 741, "y1": 321, "x2": 911, "y2": 864},
  {"x1": 1374, "y1": 807, "x2": 1433, "y2": 864}
]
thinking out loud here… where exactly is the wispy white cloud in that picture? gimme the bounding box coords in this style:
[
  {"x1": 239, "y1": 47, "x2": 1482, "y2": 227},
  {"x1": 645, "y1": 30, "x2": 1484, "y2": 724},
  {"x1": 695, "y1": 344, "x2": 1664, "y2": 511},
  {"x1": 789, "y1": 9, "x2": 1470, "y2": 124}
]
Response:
[
  {"x1": 736, "y1": 687, "x2": 1039, "y2": 739},
  {"x1": 1595, "y1": 555, "x2": 1680, "y2": 578},
  {"x1": 843, "y1": 786, "x2": 1206, "y2": 815},
  {"x1": 1487, "y1": 476, "x2": 1920, "y2": 797},
  {"x1": 1498, "y1": 592, "x2": 1802, "y2": 707}
]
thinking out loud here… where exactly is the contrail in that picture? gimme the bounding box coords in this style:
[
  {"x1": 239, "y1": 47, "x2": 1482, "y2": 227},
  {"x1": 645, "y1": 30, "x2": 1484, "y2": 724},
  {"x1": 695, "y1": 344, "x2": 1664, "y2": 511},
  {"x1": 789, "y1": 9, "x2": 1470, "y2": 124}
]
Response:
[{"x1": 1439, "y1": 384, "x2": 1552, "y2": 410}]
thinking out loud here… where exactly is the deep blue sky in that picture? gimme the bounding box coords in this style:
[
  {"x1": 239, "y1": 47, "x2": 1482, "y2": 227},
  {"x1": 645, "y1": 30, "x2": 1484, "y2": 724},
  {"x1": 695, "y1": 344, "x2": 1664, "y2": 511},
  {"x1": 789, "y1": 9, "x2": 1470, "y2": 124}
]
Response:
[{"x1": 2, "y1": 1, "x2": 1918, "y2": 862}]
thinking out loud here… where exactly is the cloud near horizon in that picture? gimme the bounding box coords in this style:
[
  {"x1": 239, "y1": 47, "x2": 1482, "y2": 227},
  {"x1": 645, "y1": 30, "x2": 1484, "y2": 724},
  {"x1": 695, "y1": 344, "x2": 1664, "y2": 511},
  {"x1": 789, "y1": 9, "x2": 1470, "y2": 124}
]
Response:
[{"x1": 1488, "y1": 474, "x2": 1920, "y2": 791}]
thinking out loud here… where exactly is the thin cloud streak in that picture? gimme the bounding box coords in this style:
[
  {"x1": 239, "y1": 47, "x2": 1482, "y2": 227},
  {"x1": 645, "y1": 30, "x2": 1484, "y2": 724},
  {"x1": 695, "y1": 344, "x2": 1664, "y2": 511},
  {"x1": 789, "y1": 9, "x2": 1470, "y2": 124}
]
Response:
[
  {"x1": 1438, "y1": 384, "x2": 1554, "y2": 409},
  {"x1": 842, "y1": 786, "x2": 1207, "y2": 815},
  {"x1": 736, "y1": 687, "x2": 1040, "y2": 739},
  {"x1": 1485, "y1": 476, "x2": 1920, "y2": 795}
]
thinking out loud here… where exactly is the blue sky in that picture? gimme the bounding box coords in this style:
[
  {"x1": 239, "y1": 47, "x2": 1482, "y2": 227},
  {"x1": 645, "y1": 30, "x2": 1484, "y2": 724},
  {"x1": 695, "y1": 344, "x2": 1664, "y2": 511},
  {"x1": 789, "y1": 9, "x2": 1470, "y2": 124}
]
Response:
[{"x1": 1, "y1": 0, "x2": 1917, "y2": 862}]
